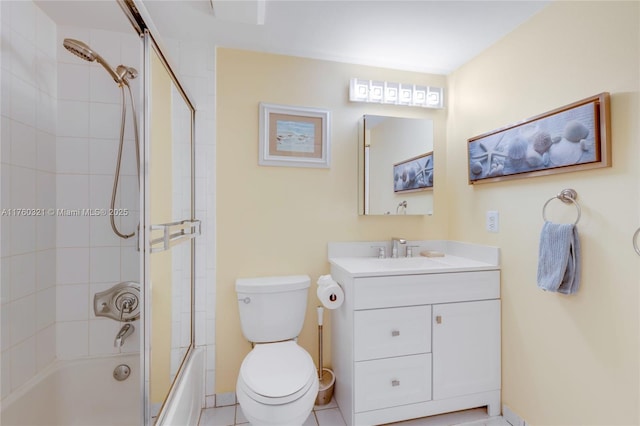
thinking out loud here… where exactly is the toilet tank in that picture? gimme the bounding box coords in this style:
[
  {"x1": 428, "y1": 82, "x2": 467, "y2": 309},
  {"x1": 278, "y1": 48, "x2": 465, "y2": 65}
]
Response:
[{"x1": 235, "y1": 275, "x2": 310, "y2": 343}]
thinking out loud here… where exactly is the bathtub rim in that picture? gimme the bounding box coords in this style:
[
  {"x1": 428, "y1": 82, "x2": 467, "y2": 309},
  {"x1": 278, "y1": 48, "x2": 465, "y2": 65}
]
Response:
[{"x1": 0, "y1": 352, "x2": 142, "y2": 415}]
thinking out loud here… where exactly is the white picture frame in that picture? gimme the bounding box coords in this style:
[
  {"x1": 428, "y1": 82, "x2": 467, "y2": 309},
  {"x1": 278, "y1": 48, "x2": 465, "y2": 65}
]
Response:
[{"x1": 259, "y1": 103, "x2": 331, "y2": 168}]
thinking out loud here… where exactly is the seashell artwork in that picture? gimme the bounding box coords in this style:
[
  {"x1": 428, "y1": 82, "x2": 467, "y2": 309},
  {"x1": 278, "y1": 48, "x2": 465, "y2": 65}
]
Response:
[
  {"x1": 563, "y1": 120, "x2": 589, "y2": 143},
  {"x1": 467, "y1": 93, "x2": 609, "y2": 183},
  {"x1": 531, "y1": 131, "x2": 553, "y2": 154}
]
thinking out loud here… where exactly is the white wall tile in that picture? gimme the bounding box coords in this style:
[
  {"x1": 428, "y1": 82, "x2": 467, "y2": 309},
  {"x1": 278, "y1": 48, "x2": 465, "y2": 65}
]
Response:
[
  {"x1": 58, "y1": 99, "x2": 89, "y2": 137},
  {"x1": 10, "y1": 75, "x2": 37, "y2": 127},
  {"x1": 90, "y1": 246, "x2": 121, "y2": 284},
  {"x1": 36, "y1": 53, "x2": 57, "y2": 99},
  {"x1": 57, "y1": 137, "x2": 89, "y2": 174},
  {"x1": 57, "y1": 215, "x2": 90, "y2": 248},
  {"x1": 56, "y1": 247, "x2": 89, "y2": 284},
  {"x1": 58, "y1": 62, "x2": 89, "y2": 101},
  {"x1": 36, "y1": 130, "x2": 56, "y2": 173},
  {"x1": 11, "y1": 252, "x2": 36, "y2": 300},
  {"x1": 88, "y1": 318, "x2": 119, "y2": 355},
  {"x1": 11, "y1": 2, "x2": 36, "y2": 44},
  {"x1": 1, "y1": 13, "x2": 12, "y2": 74},
  {"x1": 36, "y1": 324, "x2": 55, "y2": 371},
  {"x1": 10, "y1": 31, "x2": 37, "y2": 86},
  {"x1": 36, "y1": 90, "x2": 56, "y2": 134},
  {"x1": 0, "y1": 299, "x2": 10, "y2": 352},
  {"x1": 10, "y1": 294, "x2": 36, "y2": 344},
  {"x1": 88, "y1": 138, "x2": 119, "y2": 175},
  {"x1": 89, "y1": 102, "x2": 121, "y2": 139},
  {"x1": 10, "y1": 119, "x2": 36, "y2": 169},
  {"x1": 36, "y1": 249, "x2": 56, "y2": 290},
  {"x1": 35, "y1": 7, "x2": 56, "y2": 57},
  {"x1": 1, "y1": 257, "x2": 10, "y2": 305},
  {"x1": 10, "y1": 336, "x2": 36, "y2": 391},
  {"x1": 1, "y1": 349, "x2": 10, "y2": 400},
  {"x1": 56, "y1": 174, "x2": 89, "y2": 210},
  {"x1": 90, "y1": 29, "x2": 121, "y2": 65},
  {"x1": 56, "y1": 284, "x2": 89, "y2": 321},
  {"x1": 36, "y1": 286, "x2": 56, "y2": 331},
  {"x1": 56, "y1": 320, "x2": 88, "y2": 359},
  {"x1": 90, "y1": 66, "x2": 120, "y2": 104},
  {"x1": 1, "y1": 67, "x2": 12, "y2": 118}
]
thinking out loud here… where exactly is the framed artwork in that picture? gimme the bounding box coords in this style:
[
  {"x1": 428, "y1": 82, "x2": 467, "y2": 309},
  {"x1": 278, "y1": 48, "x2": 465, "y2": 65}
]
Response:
[
  {"x1": 393, "y1": 151, "x2": 433, "y2": 193},
  {"x1": 259, "y1": 103, "x2": 331, "y2": 168},
  {"x1": 467, "y1": 92, "x2": 611, "y2": 184}
]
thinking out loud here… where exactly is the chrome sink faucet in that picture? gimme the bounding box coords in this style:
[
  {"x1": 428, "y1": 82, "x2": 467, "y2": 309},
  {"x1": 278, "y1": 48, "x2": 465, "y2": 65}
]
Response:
[
  {"x1": 114, "y1": 323, "x2": 134, "y2": 348},
  {"x1": 391, "y1": 237, "x2": 407, "y2": 258}
]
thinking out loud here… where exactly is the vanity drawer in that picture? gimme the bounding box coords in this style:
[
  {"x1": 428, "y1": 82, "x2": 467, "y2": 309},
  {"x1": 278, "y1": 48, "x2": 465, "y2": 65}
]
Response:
[
  {"x1": 354, "y1": 353, "x2": 432, "y2": 412},
  {"x1": 354, "y1": 305, "x2": 431, "y2": 361},
  {"x1": 354, "y1": 270, "x2": 500, "y2": 310}
]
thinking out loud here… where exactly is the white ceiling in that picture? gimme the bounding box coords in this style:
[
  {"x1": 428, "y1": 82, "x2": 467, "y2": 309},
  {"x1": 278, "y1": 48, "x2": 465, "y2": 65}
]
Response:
[{"x1": 36, "y1": 0, "x2": 550, "y2": 75}]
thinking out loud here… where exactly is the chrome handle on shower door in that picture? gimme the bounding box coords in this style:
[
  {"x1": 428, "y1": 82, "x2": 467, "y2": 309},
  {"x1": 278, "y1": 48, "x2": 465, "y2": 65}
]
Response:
[
  {"x1": 634, "y1": 228, "x2": 640, "y2": 256},
  {"x1": 149, "y1": 219, "x2": 201, "y2": 253}
]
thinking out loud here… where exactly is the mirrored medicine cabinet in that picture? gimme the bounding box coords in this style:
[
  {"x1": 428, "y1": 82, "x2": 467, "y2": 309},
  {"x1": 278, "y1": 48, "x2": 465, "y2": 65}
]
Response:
[{"x1": 358, "y1": 115, "x2": 435, "y2": 216}]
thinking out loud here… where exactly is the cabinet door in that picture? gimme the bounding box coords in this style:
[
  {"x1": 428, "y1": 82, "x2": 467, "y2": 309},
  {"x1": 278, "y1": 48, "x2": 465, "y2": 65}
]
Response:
[{"x1": 432, "y1": 299, "x2": 500, "y2": 400}]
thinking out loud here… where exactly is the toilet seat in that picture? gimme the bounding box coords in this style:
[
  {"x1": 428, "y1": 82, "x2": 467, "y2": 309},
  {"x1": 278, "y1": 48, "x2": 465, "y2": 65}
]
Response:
[{"x1": 239, "y1": 341, "x2": 316, "y2": 405}]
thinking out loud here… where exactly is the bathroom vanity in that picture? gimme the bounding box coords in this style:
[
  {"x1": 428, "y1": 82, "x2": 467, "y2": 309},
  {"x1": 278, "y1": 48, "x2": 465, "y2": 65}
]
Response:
[{"x1": 328, "y1": 241, "x2": 501, "y2": 425}]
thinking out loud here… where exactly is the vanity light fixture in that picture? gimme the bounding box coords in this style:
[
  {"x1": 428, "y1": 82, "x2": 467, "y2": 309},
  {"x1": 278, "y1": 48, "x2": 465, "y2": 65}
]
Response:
[{"x1": 349, "y1": 78, "x2": 444, "y2": 109}]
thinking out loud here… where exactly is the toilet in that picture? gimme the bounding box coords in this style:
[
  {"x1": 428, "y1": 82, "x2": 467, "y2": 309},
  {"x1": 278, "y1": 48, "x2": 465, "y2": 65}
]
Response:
[{"x1": 235, "y1": 275, "x2": 319, "y2": 426}]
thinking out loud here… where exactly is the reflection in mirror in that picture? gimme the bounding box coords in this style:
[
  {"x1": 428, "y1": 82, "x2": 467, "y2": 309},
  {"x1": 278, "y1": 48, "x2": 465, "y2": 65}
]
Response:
[
  {"x1": 148, "y1": 41, "x2": 194, "y2": 418},
  {"x1": 359, "y1": 115, "x2": 434, "y2": 215}
]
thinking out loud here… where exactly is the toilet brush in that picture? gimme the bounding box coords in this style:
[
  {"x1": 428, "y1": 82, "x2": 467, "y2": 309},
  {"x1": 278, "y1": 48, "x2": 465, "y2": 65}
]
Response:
[{"x1": 315, "y1": 306, "x2": 335, "y2": 405}]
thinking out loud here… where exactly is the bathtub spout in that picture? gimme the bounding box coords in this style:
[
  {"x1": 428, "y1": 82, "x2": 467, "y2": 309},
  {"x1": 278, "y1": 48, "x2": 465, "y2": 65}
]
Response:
[{"x1": 114, "y1": 324, "x2": 134, "y2": 348}]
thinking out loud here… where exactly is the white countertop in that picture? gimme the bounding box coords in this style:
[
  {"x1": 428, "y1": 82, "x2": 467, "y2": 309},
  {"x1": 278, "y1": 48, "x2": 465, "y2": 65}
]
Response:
[
  {"x1": 329, "y1": 254, "x2": 499, "y2": 277},
  {"x1": 328, "y1": 240, "x2": 500, "y2": 277}
]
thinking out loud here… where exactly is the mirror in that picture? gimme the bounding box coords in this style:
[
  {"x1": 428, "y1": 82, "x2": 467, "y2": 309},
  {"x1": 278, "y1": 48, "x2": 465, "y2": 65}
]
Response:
[
  {"x1": 146, "y1": 38, "x2": 195, "y2": 419},
  {"x1": 359, "y1": 115, "x2": 434, "y2": 215}
]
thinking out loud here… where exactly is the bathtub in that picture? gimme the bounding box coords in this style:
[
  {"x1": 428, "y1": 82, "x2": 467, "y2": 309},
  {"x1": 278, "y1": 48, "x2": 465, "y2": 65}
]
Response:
[
  {"x1": 1, "y1": 354, "x2": 140, "y2": 426},
  {"x1": 156, "y1": 347, "x2": 204, "y2": 426}
]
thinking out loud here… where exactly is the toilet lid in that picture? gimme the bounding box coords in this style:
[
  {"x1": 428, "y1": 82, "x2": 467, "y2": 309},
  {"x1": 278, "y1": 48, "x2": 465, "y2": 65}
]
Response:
[{"x1": 240, "y1": 341, "x2": 315, "y2": 398}]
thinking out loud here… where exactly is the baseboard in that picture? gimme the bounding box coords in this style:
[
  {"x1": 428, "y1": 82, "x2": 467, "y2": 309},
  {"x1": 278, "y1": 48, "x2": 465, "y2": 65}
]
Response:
[{"x1": 502, "y1": 404, "x2": 527, "y2": 426}]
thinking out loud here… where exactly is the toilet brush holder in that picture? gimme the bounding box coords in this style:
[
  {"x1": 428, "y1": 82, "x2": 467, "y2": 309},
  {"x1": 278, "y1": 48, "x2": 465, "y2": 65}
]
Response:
[
  {"x1": 315, "y1": 367, "x2": 335, "y2": 406},
  {"x1": 315, "y1": 306, "x2": 335, "y2": 406}
]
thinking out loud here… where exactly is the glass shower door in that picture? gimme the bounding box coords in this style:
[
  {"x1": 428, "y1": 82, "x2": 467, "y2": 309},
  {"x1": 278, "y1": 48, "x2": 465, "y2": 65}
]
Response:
[{"x1": 140, "y1": 31, "x2": 198, "y2": 424}]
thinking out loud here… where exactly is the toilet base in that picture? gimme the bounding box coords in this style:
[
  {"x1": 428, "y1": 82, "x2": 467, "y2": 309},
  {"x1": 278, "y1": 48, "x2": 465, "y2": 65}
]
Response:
[{"x1": 236, "y1": 374, "x2": 319, "y2": 426}]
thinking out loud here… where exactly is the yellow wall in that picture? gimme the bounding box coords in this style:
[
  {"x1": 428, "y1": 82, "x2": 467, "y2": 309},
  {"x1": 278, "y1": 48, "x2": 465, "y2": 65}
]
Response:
[
  {"x1": 216, "y1": 2, "x2": 640, "y2": 423},
  {"x1": 446, "y1": 2, "x2": 639, "y2": 425},
  {"x1": 216, "y1": 49, "x2": 448, "y2": 393},
  {"x1": 150, "y1": 50, "x2": 173, "y2": 404}
]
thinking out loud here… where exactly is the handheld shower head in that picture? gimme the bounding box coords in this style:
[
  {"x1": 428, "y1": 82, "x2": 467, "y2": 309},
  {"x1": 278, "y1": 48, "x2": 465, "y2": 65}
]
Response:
[
  {"x1": 63, "y1": 38, "x2": 96, "y2": 62},
  {"x1": 63, "y1": 38, "x2": 122, "y2": 84}
]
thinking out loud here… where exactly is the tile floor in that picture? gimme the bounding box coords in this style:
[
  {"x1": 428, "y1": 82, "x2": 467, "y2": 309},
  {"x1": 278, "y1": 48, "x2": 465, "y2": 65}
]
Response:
[{"x1": 198, "y1": 400, "x2": 510, "y2": 426}]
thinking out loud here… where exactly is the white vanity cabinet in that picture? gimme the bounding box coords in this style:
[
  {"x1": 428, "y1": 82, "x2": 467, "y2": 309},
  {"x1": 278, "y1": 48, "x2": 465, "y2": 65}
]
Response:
[{"x1": 329, "y1": 256, "x2": 501, "y2": 426}]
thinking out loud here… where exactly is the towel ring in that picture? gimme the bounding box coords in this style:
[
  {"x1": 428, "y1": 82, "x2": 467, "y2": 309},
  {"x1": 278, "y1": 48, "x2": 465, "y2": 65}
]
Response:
[
  {"x1": 542, "y1": 188, "x2": 581, "y2": 225},
  {"x1": 633, "y1": 228, "x2": 640, "y2": 256}
]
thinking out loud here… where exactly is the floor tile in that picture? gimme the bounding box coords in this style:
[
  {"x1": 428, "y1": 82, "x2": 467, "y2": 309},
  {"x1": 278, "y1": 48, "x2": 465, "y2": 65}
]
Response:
[
  {"x1": 315, "y1": 407, "x2": 347, "y2": 426},
  {"x1": 199, "y1": 405, "x2": 235, "y2": 426},
  {"x1": 235, "y1": 404, "x2": 248, "y2": 425},
  {"x1": 314, "y1": 397, "x2": 338, "y2": 411}
]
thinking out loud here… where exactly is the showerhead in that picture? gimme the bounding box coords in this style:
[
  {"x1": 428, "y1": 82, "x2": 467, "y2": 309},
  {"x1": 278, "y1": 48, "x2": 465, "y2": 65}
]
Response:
[
  {"x1": 63, "y1": 38, "x2": 122, "y2": 84},
  {"x1": 63, "y1": 38, "x2": 96, "y2": 62}
]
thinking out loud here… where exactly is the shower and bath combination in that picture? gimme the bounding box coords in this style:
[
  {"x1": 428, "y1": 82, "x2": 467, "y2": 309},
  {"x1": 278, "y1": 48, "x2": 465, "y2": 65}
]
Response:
[{"x1": 63, "y1": 38, "x2": 140, "y2": 239}]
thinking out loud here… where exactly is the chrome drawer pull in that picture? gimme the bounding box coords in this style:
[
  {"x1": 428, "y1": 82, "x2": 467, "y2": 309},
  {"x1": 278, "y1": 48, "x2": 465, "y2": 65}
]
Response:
[
  {"x1": 391, "y1": 330, "x2": 400, "y2": 337},
  {"x1": 391, "y1": 379, "x2": 400, "y2": 387}
]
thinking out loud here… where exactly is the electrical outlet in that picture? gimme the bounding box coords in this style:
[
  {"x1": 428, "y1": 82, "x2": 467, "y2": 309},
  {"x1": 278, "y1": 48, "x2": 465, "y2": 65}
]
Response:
[{"x1": 486, "y1": 210, "x2": 499, "y2": 233}]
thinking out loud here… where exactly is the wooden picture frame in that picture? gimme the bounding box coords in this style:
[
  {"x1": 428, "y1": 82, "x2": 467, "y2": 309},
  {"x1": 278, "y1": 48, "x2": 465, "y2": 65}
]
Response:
[
  {"x1": 467, "y1": 92, "x2": 611, "y2": 184},
  {"x1": 259, "y1": 103, "x2": 331, "y2": 168},
  {"x1": 393, "y1": 151, "x2": 434, "y2": 193}
]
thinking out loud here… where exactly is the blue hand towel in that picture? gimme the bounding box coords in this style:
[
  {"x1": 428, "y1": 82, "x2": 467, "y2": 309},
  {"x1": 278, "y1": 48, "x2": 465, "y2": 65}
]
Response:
[{"x1": 537, "y1": 221, "x2": 581, "y2": 294}]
